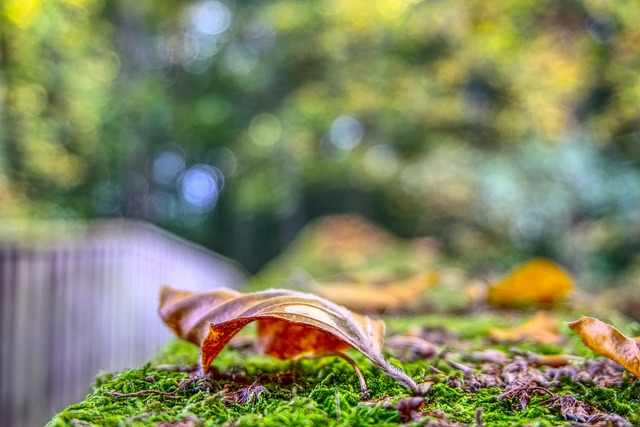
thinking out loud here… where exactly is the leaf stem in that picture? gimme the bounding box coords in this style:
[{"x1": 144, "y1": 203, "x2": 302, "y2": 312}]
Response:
[{"x1": 334, "y1": 351, "x2": 370, "y2": 400}]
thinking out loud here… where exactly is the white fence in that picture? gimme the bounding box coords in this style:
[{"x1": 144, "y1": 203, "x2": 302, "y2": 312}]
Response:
[{"x1": 0, "y1": 220, "x2": 245, "y2": 427}]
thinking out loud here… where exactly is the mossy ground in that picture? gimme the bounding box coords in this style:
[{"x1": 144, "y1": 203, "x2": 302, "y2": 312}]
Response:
[{"x1": 48, "y1": 311, "x2": 640, "y2": 426}]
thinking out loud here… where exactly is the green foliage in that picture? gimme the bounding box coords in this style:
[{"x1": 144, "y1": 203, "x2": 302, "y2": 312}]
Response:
[{"x1": 2, "y1": 0, "x2": 640, "y2": 275}]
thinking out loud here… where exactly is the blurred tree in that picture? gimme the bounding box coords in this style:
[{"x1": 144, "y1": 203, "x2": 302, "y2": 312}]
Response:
[
  {"x1": 1, "y1": 0, "x2": 639, "y2": 278},
  {"x1": 1, "y1": 0, "x2": 124, "y2": 217}
]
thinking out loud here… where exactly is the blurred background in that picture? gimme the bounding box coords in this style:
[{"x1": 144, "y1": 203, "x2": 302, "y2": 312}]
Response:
[
  {"x1": 2, "y1": 0, "x2": 640, "y2": 279},
  {"x1": 2, "y1": 0, "x2": 640, "y2": 425}
]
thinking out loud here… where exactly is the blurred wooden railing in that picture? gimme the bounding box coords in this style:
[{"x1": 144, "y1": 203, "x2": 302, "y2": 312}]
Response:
[{"x1": 0, "y1": 220, "x2": 245, "y2": 427}]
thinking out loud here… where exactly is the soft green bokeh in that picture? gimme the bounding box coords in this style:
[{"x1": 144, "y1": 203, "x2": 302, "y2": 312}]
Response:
[{"x1": 2, "y1": 0, "x2": 639, "y2": 277}]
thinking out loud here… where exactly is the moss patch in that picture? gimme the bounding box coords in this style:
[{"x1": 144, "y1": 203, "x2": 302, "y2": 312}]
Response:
[{"x1": 48, "y1": 311, "x2": 640, "y2": 426}]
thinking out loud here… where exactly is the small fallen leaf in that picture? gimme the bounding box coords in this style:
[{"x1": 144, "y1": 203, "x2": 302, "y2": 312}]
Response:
[
  {"x1": 310, "y1": 271, "x2": 438, "y2": 313},
  {"x1": 527, "y1": 353, "x2": 582, "y2": 368},
  {"x1": 568, "y1": 316, "x2": 640, "y2": 377},
  {"x1": 159, "y1": 285, "x2": 421, "y2": 397},
  {"x1": 488, "y1": 310, "x2": 563, "y2": 344},
  {"x1": 487, "y1": 259, "x2": 574, "y2": 308}
]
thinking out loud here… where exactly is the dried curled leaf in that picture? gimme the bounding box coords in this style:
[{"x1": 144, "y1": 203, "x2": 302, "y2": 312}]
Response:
[
  {"x1": 159, "y1": 285, "x2": 421, "y2": 396},
  {"x1": 568, "y1": 316, "x2": 640, "y2": 377},
  {"x1": 487, "y1": 259, "x2": 574, "y2": 308},
  {"x1": 310, "y1": 271, "x2": 438, "y2": 313},
  {"x1": 488, "y1": 310, "x2": 563, "y2": 344}
]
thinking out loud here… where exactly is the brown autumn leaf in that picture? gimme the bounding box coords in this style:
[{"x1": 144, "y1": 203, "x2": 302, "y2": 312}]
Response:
[
  {"x1": 310, "y1": 271, "x2": 438, "y2": 313},
  {"x1": 568, "y1": 316, "x2": 640, "y2": 377},
  {"x1": 487, "y1": 310, "x2": 563, "y2": 344},
  {"x1": 158, "y1": 285, "x2": 421, "y2": 398},
  {"x1": 487, "y1": 258, "x2": 574, "y2": 308},
  {"x1": 527, "y1": 353, "x2": 583, "y2": 368}
]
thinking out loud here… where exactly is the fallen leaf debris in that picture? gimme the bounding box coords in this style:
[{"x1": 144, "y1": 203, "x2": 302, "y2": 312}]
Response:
[{"x1": 159, "y1": 285, "x2": 421, "y2": 397}]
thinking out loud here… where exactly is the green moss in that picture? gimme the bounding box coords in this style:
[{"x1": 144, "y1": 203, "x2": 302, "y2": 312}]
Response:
[
  {"x1": 568, "y1": 381, "x2": 640, "y2": 424},
  {"x1": 48, "y1": 313, "x2": 640, "y2": 426}
]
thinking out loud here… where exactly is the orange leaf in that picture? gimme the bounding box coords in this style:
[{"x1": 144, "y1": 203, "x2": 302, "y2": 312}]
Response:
[
  {"x1": 159, "y1": 285, "x2": 421, "y2": 397},
  {"x1": 568, "y1": 317, "x2": 640, "y2": 377},
  {"x1": 310, "y1": 271, "x2": 438, "y2": 313},
  {"x1": 487, "y1": 258, "x2": 574, "y2": 308},
  {"x1": 488, "y1": 310, "x2": 563, "y2": 344}
]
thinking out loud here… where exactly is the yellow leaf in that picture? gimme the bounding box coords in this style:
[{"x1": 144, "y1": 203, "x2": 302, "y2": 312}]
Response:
[
  {"x1": 568, "y1": 317, "x2": 640, "y2": 377},
  {"x1": 487, "y1": 258, "x2": 574, "y2": 308},
  {"x1": 159, "y1": 285, "x2": 421, "y2": 397},
  {"x1": 488, "y1": 310, "x2": 563, "y2": 344}
]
